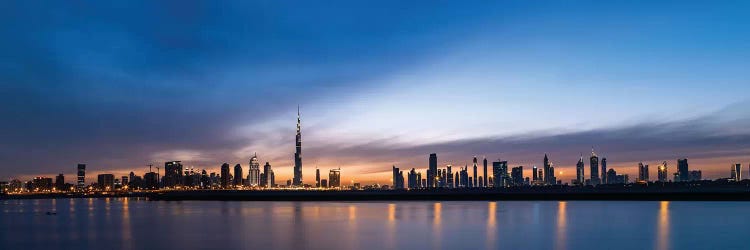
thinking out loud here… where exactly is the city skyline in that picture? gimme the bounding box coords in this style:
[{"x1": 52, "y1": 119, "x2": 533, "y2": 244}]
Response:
[
  {"x1": 3, "y1": 1, "x2": 750, "y2": 183},
  {"x1": 7, "y1": 107, "x2": 750, "y2": 186}
]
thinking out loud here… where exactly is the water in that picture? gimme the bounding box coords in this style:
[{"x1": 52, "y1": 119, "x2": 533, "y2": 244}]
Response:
[{"x1": 0, "y1": 198, "x2": 746, "y2": 249}]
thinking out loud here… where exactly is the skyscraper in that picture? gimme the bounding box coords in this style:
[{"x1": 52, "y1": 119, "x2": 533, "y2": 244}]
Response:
[
  {"x1": 601, "y1": 158, "x2": 607, "y2": 184},
  {"x1": 233, "y1": 164, "x2": 243, "y2": 187},
  {"x1": 492, "y1": 161, "x2": 508, "y2": 188},
  {"x1": 97, "y1": 174, "x2": 114, "y2": 190},
  {"x1": 446, "y1": 165, "x2": 453, "y2": 188},
  {"x1": 329, "y1": 168, "x2": 341, "y2": 188},
  {"x1": 678, "y1": 159, "x2": 689, "y2": 182},
  {"x1": 589, "y1": 149, "x2": 600, "y2": 185},
  {"x1": 220, "y1": 163, "x2": 231, "y2": 188},
  {"x1": 428, "y1": 153, "x2": 437, "y2": 188},
  {"x1": 76, "y1": 164, "x2": 86, "y2": 190},
  {"x1": 55, "y1": 174, "x2": 65, "y2": 191},
  {"x1": 164, "y1": 161, "x2": 184, "y2": 188},
  {"x1": 392, "y1": 166, "x2": 404, "y2": 189},
  {"x1": 576, "y1": 155, "x2": 585, "y2": 185},
  {"x1": 732, "y1": 163, "x2": 742, "y2": 181},
  {"x1": 657, "y1": 161, "x2": 668, "y2": 182},
  {"x1": 263, "y1": 162, "x2": 274, "y2": 188},
  {"x1": 293, "y1": 106, "x2": 303, "y2": 186},
  {"x1": 316, "y1": 168, "x2": 321, "y2": 188},
  {"x1": 473, "y1": 157, "x2": 478, "y2": 188},
  {"x1": 638, "y1": 162, "x2": 649, "y2": 182},
  {"x1": 543, "y1": 154, "x2": 551, "y2": 185},
  {"x1": 248, "y1": 153, "x2": 260, "y2": 186},
  {"x1": 483, "y1": 157, "x2": 488, "y2": 188},
  {"x1": 511, "y1": 166, "x2": 523, "y2": 186}
]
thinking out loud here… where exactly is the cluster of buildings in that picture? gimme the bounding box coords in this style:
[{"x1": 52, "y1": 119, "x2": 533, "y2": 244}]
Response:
[
  {"x1": 389, "y1": 149, "x2": 750, "y2": 189},
  {"x1": 3, "y1": 108, "x2": 750, "y2": 194}
]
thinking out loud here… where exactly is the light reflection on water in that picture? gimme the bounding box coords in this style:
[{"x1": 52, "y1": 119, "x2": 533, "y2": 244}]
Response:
[{"x1": 1, "y1": 199, "x2": 748, "y2": 250}]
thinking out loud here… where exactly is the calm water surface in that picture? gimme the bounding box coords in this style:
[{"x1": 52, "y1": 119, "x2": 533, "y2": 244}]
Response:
[{"x1": 0, "y1": 199, "x2": 746, "y2": 249}]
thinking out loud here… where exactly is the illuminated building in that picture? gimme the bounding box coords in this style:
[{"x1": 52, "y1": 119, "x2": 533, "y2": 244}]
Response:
[
  {"x1": 263, "y1": 162, "x2": 274, "y2": 188},
  {"x1": 533, "y1": 165, "x2": 538, "y2": 182},
  {"x1": 97, "y1": 174, "x2": 114, "y2": 190},
  {"x1": 428, "y1": 153, "x2": 437, "y2": 188},
  {"x1": 316, "y1": 168, "x2": 321, "y2": 188},
  {"x1": 33, "y1": 177, "x2": 53, "y2": 191},
  {"x1": 77, "y1": 164, "x2": 86, "y2": 190},
  {"x1": 657, "y1": 161, "x2": 668, "y2": 182},
  {"x1": 492, "y1": 160, "x2": 508, "y2": 188},
  {"x1": 446, "y1": 165, "x2": 453, "y2": 188},
  {"x1": 248, "y1": 153, "x2": 260, "y2": 186},
  {"x1": 164, "y1": 161, "x2": 184, "y2": 188},
  {"x1": 293, "y1": 106, "x2": 303, "y2": 186},
  {"x1": 329, "y1": 168, "x2": 341, "y2": 188}
]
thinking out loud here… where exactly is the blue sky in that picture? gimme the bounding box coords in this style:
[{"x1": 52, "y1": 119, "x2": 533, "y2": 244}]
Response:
[{"x1": 1, "y1": 1, "x2": 749, "y2": 183}]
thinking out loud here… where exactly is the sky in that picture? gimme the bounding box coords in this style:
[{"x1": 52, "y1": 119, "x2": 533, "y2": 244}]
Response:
[{"x1": 1, "y1": 1, "x2": 750, "y2": 184}]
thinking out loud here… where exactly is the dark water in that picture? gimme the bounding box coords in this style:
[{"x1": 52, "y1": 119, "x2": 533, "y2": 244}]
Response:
[{"x1": 0, "y1": 199, "x2": 746, "y2": 250}]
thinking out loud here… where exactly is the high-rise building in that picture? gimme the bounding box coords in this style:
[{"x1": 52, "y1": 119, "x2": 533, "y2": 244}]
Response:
[
  {"x1": 293, "y1": 106, "x2": 303, "y2": 186},
  {"x1": 97, "y1": 174, "x2": 114, "y2": 190},
  {"x1": 55, "y1": 174, "x2": 65, "y2": 191},
  {"x1": 657, "y1": 161, "x2": 668, "y2": 182},
  {"x1": 316, "y1": 168, "x2": 321, "y2": 188},
  {"x1": 428, "y1": 153, "x2": 437, "y2": 188},
  {"x1": 446, "y1": 165, "x2": 454, "y2": 188},
  {"x1": 532, "y1": 165, "x2": 538, "y2": 182},
  {"x1": 392, "y1": 166, "x2": 404, "y2": 189},
  {"x1": 590, "y1": 149, "x2": 600, "y2": 185},
  {"x1": 248, "y1": 153, "x2": 260, "y2": 186},
  {"x1": 483, "y1": 157, "x2": 488, "y2": 188},
  {"x1": 576, "y1": 155, "x2": 585, "y2": 185},
  {"x1": 233, "y1": 164, "x2": 243, "y2": 187},
  {"x1": 263, "y1": 162, "x2": 274, "y2": 188},
  {"x1": 143, "y1": 172, "x2": 158, "y2": 190},
  {"x1": 638, "y1": 162, "x2": 649, "y2": 182},
  {"x1": 164, "y1": 161, "x2": 184, "y2": 188},
  {"x1": 543, "y1": 154, "x2": 553, "y2": 185},
  {"x1": 473, "y1": 157, "x2": 478, "y2": 188},
  {"x1": 492, "y1": 161, "x2": 508, "y2": 188},
  {"x1": 678, "y1": 159, "x2": 689, "y2": 182},
  {"x1": 601, "y1": 158, "x2": 608, "y2": 184},
  {"x1": 511, "y1": 166, "x2": 523, "y2": 186},
  {"x1": 77, "y1": 164, "x2": 86, "y2": 190},
  {"x1": 732, "y1": 163, "x2": 742, "y2": 181},
  {"x1": 408, "y1": 168, "x2": 419, "y2": 189},
  {"x1": 220, "y1": 163, "x2": 231, "y2": 188},
  {"x1": 329, "y1": 168, "x2": 341, "y2": 188},
  {"x1": 606, "y1": 169, "x2": 617, "y2": 184},
  {"x1": 129, "y1": 172, "x2": 136, "y2": 186}
]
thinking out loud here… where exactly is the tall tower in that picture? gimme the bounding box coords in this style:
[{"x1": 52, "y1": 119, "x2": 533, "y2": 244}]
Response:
[
  {"x1": 428, "y1": 153, "x2": 437, "y2": 188},
  {"x1": 589, "y1": 148, "x2": 600, "y2": 185},
  {"x1": 293, "y1": 106, "x2": 303, "y2": 186},
  {"x1": 483, "y1": 157, "x2": 488, "y2": 188},
  {"x1": 543, "y1": 154, "x2": 551, "y2": 185},
  {"x1": 576, "y1": 154, "x2": 585, "y2": 185},
  {"x1": 248, "y1": 153, "x2": 260, "y2": 186},
  {"x1": 473, "y1": 156, "x2": 478, "y2": 188}
]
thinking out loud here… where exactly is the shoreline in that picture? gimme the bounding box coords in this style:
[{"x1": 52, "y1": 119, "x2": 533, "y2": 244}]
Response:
[{"x1": 4, "y1": 184, "x2": 750, "y2": 201}]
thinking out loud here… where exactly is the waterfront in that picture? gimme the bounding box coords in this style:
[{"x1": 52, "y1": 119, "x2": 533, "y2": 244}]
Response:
[{"x1": 1, "y1": 199, "x2": 747, "y2": 250}]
